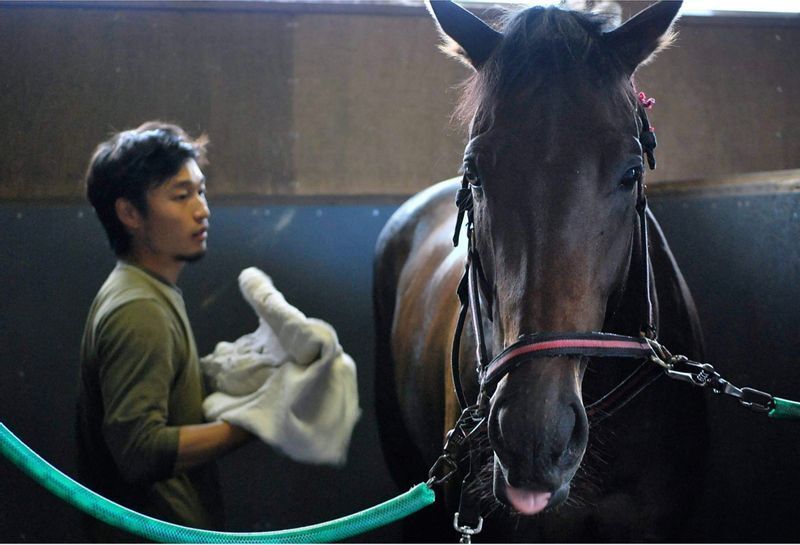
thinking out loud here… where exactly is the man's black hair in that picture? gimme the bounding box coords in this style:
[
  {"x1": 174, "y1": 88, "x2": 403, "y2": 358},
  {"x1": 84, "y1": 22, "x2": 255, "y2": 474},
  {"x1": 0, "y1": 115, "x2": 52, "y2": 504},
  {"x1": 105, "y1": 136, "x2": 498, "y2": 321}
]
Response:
[{"x1": 85, "y1": 121, "x2": 208, "y2": 256}]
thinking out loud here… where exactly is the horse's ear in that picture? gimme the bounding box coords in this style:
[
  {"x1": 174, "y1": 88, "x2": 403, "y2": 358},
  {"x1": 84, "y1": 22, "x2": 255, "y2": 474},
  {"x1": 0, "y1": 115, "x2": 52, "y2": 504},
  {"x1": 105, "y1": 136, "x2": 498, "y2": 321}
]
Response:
[
  {"x1": 426, "y1": 0, "x2": 502, "y2": 70},
  {"x1": 603, "y1": 0, "x2": 682, "y2": 73}
]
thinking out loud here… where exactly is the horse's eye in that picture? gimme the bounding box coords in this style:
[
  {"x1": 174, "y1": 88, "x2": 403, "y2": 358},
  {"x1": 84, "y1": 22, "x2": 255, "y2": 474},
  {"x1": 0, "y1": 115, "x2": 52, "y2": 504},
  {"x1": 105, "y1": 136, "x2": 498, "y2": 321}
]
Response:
[
  {"x1": 620, "y1": 166, "x2": 642, "y2": 188},
  {"x1": 464, "y1": 162, "x2": 481, "y2": 187}
]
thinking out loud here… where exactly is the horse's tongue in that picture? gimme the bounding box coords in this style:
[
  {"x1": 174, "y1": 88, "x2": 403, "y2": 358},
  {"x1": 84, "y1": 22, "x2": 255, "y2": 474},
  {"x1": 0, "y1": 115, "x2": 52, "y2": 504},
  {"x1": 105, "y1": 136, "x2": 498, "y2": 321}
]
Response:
[{"x1": 505, "y1": 485, "x2": 551, "y2": 515}]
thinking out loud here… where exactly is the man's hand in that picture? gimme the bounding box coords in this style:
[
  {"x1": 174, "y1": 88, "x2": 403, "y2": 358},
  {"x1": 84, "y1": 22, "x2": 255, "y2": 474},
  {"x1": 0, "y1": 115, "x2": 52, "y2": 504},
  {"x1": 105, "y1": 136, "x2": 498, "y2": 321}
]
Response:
[{"x1": 175, "y1": 420, "x2": 254, "y2": 472}]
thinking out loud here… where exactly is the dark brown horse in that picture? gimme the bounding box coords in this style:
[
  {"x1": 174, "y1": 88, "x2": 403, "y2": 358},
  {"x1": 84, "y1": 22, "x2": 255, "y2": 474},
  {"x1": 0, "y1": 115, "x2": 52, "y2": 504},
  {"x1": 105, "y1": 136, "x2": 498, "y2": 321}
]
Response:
[{"x1": 374, "y1": 1, "x2": 707, "y2": 541}]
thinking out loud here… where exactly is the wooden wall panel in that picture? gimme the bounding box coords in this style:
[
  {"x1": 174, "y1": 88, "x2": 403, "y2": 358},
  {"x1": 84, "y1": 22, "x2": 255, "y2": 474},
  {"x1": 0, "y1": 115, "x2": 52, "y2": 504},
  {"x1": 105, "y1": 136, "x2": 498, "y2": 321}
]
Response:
[
  {"x1": 635, "y1": 18, "x2": 800, "y2": 183},
  {"x1": 1, "y1": 2, "x2": 798, "y2": 200},
  {"x1": 291, "y1": 13, "x2": 470, "y2": 196},
  {"x1": 1, "y1": 4, "x2": 294, "y2": 199}
]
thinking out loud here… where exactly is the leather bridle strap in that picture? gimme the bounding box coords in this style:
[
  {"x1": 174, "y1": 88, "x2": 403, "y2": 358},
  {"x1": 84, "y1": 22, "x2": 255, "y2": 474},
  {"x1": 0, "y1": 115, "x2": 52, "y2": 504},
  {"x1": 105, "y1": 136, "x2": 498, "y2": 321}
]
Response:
[
  {"x1": 585, "y1": 359, "x2": 664, "y2": 424},
  {"x1": 479, "y1": 331, "x2": 664, "y2": 426},
  {"x1": 637, "y1": 183, "x2": 656, "y2": 339},
  {"x1": 451, "y1": 266, "x2": 472, "y2": 411},
  {"x1": 482, "y1": 332, "x2": 652, "y2": 389}
]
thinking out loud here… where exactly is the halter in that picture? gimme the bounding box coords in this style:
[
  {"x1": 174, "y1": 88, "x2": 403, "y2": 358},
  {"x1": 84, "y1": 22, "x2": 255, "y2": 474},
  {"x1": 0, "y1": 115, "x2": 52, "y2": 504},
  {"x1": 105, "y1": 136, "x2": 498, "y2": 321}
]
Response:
[{"x1": 449, "y1": 93, "x2": 661, "y2": 423}]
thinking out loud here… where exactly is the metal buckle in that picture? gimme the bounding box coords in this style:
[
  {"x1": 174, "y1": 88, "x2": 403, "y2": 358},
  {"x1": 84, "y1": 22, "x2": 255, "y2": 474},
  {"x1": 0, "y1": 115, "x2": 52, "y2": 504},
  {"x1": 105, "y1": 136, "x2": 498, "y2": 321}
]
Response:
[
  {"x1": 453, "y1": 513, "x2": 483, "y2": 544},
  {"x1": 427, "y1": 454, "x2": 459, "y2": 487},
  {"x1": 428, "y1": 405, "x2": 487, "y2": 487},
  {"x1": 650, "y1": 341, "x2": 777, "y2": 414},
  {"x1": 707, "y1": 377, "x2": 775, "y2": 413},
  {"x1": 664, "y1": 358, "x2": 718, "y2": 387},
  {"x1": 645, "y1": 339, "x2": 719, "y2": 387},
  {"x1": 739, "y1": 387, "x2": 775, "y2": 413},
  {"x1": 644, "y1": 337, "x2": 672, "y2": 369}
]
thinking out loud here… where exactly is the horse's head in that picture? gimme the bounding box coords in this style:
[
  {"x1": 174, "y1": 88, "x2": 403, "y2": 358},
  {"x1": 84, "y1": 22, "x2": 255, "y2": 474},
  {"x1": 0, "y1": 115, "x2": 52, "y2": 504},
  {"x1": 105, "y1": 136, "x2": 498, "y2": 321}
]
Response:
[{"x1": 428, "y1": 0, "x2": 682, "y2": 515}]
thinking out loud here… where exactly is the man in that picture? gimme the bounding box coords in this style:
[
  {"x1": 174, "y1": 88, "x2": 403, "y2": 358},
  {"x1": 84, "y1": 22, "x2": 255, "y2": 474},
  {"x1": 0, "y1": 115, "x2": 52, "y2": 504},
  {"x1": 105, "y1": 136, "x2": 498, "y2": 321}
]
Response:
[{"x1": 76, "y1": 121, "x2": 251, "y2": 541}]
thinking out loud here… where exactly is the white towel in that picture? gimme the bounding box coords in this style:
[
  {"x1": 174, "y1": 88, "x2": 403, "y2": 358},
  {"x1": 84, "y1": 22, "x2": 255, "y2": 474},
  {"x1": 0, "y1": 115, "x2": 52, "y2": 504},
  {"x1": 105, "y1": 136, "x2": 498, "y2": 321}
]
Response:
[{"x1": 201, "y1": 267, "x2": 361, "y2": 466}]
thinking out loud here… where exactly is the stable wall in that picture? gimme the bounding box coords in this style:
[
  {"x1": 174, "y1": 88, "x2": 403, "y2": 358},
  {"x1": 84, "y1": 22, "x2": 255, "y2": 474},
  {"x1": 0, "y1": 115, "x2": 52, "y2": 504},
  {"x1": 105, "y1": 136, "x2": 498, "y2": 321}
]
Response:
[{"x1": 2, "y1": 1, "x2": 799, "y2": 201}]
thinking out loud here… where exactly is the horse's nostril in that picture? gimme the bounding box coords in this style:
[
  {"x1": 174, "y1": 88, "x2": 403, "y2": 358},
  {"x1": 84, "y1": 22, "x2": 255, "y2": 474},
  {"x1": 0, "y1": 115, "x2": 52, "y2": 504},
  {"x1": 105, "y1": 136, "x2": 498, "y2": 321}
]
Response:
[
  {"x1": 558, "y1": 403, "x2": 588, "y2": 468},
  {"x1": 553, "y1": 407, "x2": 577, "y2": 463}
]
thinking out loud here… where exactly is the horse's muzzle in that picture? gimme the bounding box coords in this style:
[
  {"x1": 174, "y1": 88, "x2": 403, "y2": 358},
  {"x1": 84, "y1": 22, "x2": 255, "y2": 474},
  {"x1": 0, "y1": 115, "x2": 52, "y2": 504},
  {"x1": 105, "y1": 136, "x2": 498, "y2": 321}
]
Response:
[
  {"x1": 492, "y1": 454, "x2": 571, "y2": 515},
  {"x1": 486, "y1": 358, "x2": 588, "y2": 515}
]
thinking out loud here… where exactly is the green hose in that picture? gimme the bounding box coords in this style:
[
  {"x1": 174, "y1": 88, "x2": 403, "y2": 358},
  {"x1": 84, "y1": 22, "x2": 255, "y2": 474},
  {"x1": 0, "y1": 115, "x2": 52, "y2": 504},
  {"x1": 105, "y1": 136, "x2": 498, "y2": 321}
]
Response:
[
  {"x1": 0, "y1": 423, "x2": 435, "y2": 543},
  {"x1": 769, "y1": 397, "x2": 800, "y2": 420}
]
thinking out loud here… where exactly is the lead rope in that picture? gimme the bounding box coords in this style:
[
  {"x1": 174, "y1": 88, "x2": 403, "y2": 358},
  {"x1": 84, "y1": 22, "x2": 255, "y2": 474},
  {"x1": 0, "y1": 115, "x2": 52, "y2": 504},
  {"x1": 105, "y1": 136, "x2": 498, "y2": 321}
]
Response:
[{"x1": 0, "y1": 424, "x2": 435, "y2": 543}]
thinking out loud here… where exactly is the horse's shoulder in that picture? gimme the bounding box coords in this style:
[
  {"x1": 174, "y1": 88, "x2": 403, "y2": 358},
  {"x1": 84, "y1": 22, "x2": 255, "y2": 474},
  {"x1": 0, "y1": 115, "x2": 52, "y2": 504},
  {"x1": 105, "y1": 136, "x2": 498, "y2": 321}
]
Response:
[
  {"x1": 376, "y1": 178, "x2": 460, "y2": 254},
  {"x1": 394, "y1": 177, "x2": 460, "y2": 226}
]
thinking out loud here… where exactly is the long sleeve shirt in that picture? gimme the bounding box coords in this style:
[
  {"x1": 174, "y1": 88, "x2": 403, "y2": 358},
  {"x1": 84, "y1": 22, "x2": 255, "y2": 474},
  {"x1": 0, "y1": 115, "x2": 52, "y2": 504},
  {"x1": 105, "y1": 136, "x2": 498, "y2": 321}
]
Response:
[{"x1": 76, "y1": 262, "x2": 222, "y2": 540}]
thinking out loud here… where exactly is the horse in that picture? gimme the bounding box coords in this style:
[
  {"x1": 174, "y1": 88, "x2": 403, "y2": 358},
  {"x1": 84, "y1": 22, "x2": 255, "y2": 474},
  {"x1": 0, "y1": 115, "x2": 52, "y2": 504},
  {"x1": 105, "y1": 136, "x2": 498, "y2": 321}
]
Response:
[{"x1": 374, "y1": 0, "x2": 708, "y2": 541}]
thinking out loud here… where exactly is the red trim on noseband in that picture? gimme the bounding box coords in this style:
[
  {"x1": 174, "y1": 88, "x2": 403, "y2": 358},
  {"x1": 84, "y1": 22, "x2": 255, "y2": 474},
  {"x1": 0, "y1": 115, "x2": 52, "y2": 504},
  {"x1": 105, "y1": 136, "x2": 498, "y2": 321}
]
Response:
[
  {"x1": 483, "y1": 335, "x2": 653, "y2": 388},
  {"x1": 490, "y1": 338, "x2": 649, "y2": 370},
  {"x1": 509, "y1": 338, "x2": 647, "y2": 354}
]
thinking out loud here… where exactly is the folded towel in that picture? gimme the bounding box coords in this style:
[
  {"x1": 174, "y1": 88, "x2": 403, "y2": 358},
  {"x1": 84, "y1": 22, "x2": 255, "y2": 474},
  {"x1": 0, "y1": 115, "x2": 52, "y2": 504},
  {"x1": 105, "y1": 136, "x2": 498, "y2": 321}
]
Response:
[{"x1": 201, "y1": 267, "x2": 361, "y2": 466}]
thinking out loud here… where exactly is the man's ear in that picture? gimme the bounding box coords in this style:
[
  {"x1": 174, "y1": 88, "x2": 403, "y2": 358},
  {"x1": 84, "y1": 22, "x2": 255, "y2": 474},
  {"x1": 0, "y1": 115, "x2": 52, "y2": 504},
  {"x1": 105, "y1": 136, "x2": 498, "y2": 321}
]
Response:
[{"x1": 115, "y1": 198, "x2": 143, "y2": 231}]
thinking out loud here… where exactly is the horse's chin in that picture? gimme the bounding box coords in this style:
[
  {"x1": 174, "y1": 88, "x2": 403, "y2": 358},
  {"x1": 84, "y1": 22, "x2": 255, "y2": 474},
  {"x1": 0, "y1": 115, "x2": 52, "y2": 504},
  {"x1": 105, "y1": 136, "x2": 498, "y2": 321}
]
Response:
[{"x1": 492, "y1": 455, "x2": 571, "y2": 516}]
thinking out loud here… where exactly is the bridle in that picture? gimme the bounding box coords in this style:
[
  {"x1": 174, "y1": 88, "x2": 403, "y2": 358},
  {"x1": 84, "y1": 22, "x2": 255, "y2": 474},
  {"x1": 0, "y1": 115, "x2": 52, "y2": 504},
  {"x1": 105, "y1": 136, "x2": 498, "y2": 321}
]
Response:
[{"x1": 449, "y1": 91, "x2": 663, "y2": 424}]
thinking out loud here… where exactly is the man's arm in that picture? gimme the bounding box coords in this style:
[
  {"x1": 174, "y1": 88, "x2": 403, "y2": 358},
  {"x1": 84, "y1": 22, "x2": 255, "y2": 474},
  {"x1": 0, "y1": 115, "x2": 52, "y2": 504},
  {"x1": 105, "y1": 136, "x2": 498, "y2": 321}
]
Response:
[
  {"x1": 175, "y1": 421, "x2": 253, "y2": 472},
  {"x1": 98, "y1": 299, "x2": 251, "y2": 483}
]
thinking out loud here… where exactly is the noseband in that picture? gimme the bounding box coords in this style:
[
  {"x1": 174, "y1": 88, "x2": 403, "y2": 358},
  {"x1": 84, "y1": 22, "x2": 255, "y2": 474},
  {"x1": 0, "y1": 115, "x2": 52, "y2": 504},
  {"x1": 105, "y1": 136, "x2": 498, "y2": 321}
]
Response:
[{"x1": 450, "y1": 96, "x2": 662, "y2": 424}]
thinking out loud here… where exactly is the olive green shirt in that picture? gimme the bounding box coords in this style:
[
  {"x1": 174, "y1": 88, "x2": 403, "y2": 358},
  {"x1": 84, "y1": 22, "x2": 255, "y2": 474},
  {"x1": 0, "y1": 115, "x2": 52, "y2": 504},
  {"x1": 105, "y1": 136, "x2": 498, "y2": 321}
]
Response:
[{"x1": 76, "y1": 262, "x2": 222, "y2": 541}]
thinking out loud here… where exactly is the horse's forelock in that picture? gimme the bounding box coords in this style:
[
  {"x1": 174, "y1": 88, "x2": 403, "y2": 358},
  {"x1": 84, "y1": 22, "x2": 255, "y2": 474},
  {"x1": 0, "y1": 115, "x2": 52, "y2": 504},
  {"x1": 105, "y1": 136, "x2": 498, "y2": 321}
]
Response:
[{"x1": 455, "y1": 4, "x2": 624, "y2": 130}]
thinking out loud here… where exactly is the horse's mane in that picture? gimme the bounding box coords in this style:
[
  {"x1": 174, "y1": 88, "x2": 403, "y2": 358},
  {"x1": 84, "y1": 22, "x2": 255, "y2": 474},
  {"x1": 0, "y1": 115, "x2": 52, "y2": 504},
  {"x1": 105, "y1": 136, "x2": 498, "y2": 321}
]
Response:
[{"x1": 455, "y1": 4, "x2": 625, "y2": 129}]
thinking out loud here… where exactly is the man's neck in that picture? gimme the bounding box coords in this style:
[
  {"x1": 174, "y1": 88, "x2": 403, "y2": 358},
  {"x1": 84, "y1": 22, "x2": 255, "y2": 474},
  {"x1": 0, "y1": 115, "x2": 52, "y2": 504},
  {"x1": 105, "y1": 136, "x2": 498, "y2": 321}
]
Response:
[{"x1": 123, "y1": 251, "x2": 184, "y2": 285}]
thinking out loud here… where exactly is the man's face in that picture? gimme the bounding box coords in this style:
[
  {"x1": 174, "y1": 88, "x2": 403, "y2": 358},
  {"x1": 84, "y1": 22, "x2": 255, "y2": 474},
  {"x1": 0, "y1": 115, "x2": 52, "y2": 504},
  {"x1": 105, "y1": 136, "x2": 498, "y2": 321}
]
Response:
[{"x1": 140, "y1": 159, "x2": 210, "y2": 263}]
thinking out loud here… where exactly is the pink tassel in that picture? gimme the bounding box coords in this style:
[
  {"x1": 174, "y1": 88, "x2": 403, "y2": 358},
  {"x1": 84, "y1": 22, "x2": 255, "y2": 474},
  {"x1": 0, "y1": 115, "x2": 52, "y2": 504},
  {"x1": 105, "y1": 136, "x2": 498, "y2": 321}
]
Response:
[{"x1": 638, "y1": 91, "x2": 656, "y2": 109}]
